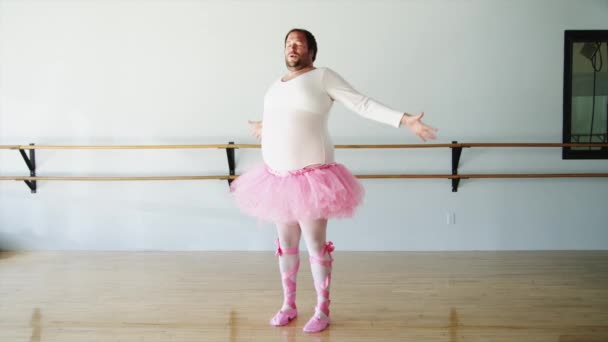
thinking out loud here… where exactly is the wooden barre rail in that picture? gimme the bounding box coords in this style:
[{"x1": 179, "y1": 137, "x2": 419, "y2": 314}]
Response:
[
  {"x1": 2, "y1": 143, "x2": 608, "y2": 149},
  {"x1": 1, "y1": 174, "x2": 608, "y2": 181},
  {"x1": 1, "y1": 141, "x2": 607, "y2": 193}
]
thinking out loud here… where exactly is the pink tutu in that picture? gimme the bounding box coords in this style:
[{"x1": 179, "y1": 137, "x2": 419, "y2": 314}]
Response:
[{"x1": 230, "y1": 163, "x2": 364, "y2": 224}]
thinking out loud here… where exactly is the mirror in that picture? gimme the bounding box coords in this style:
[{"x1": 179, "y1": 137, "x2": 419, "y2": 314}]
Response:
[{"x1": 563, "y1": 30, "x2": 608, "y2": 159}]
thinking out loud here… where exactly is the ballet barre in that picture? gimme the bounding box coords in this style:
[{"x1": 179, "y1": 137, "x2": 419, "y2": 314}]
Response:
[{"x1": 1, "y1": 141, "x2": 607, "y2": 193}]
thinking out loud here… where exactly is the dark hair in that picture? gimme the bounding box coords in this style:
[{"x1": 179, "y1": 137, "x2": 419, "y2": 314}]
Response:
[{"x1": 284, "y1": 28, "x2": 318, "y2": 62}]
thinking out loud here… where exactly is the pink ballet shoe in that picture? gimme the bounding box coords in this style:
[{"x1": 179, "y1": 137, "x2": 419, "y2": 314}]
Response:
[
  {"x1": 270, "y1": 307, "x2": 298, "y2": 326},
  {"x1": 302, "y1": 307, "x2": 331, "y2": 332}
]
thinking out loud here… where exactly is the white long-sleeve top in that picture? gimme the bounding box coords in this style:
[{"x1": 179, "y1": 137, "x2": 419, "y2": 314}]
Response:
[{"x1": 261, "y1": 67, "x2": 403, "y2": 172}]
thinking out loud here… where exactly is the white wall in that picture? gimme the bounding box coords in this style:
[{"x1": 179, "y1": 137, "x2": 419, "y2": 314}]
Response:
[{"x1": 1, "y1": 0, "x2": 607, "y2": 251}]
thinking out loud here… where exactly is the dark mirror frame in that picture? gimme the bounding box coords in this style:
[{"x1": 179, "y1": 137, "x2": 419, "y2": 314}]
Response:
[{"x1": 563, "y1": 30, "x2": 608, "y2": 159}]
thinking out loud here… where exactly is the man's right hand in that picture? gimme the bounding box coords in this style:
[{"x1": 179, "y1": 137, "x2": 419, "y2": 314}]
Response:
[{"x1": 248, "y1": 120, "x2": 262, "y2": 141}]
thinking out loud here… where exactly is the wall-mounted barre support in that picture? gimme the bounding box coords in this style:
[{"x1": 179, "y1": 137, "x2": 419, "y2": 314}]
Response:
[
  {"x1": 225, "y1": 141, "x2": 235, "y2": 186},
  {"x1": 451, "y1": 140, "x2": 463, "y2": 192},
  {"x1": 18, "y1": 143, "x2": 36, "y2": 193}
]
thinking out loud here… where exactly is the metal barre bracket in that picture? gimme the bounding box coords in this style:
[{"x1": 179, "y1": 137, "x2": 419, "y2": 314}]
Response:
[
  {"x1": 18, "y1": 143, "x2": 36, "y2": 193},
  {"x1": 225, "y1": 141, "x2": 235, "y2": 186},
  {"x1": 451, "y1": 141, "x2": 463, "y2": 192}
]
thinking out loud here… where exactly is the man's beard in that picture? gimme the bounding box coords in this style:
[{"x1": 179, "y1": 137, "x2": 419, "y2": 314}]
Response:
[{"x1": 285, "y1": 57, "x2": 306, "y2": 69}]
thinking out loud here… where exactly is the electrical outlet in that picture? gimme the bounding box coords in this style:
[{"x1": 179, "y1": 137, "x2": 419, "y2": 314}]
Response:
[{"x1": 446, "y1": 212, "x2": 455, "y2": 225}]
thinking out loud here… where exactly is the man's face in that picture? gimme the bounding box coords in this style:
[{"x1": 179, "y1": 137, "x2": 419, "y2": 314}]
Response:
[{"x1": 285, "y1": 31, "x2": 313, "y2": 70}]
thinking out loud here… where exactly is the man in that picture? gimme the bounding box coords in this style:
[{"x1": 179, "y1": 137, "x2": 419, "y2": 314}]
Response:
[{"x1": 232, "y1": 28, "x2": 437, "y2": 333}]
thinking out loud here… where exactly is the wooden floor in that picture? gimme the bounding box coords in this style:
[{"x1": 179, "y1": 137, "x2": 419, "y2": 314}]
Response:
[{"x1": 1, "y1": 251, "x2": 607, "y2": 342}]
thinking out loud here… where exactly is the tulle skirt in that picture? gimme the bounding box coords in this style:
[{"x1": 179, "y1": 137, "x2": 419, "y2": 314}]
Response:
[{"x1": 230, "y1": 163, "x2": 364, "y2": 224}]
